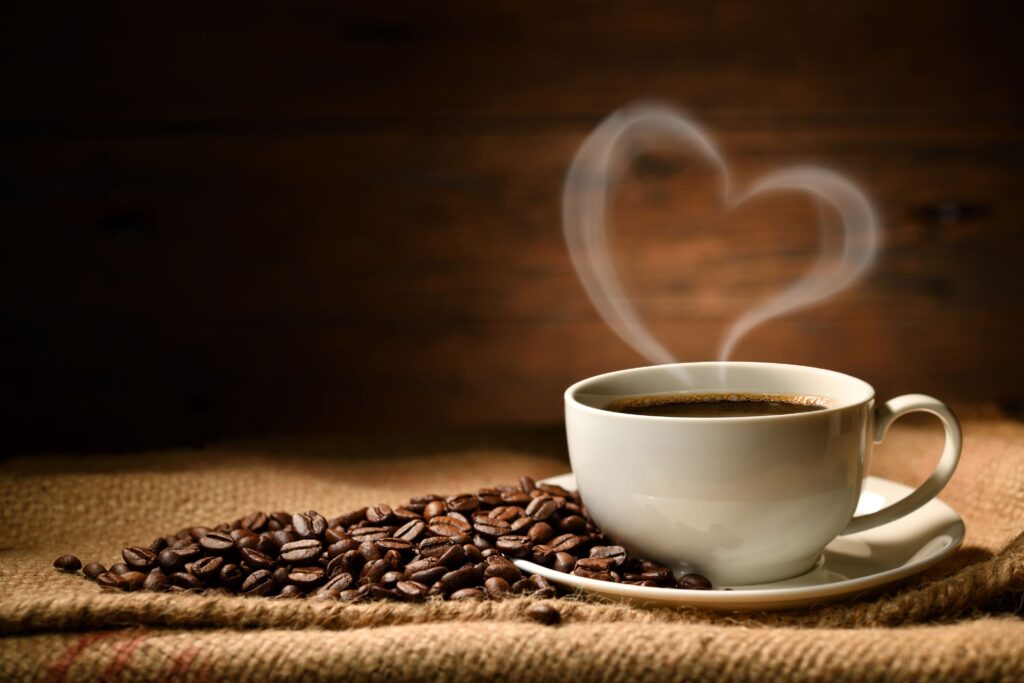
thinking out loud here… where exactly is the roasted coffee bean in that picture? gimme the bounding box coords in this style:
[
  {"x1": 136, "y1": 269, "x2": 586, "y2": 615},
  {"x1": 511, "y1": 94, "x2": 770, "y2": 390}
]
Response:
[
  {"x1": 538, "y1": 483, "x2": 572, "y2": 497},
  {"x1": 473, "y1": 535, "x2": 493, "y2": 551},
  {"x1": 53, "y1": 555, "x2": 81, "y2": 572},
  {"x1": 641, "y1": 569, "x2": 672, "y2": 583},
  {"x1": 572, "y1": 567, "x2": 613, "y2": 581},
  {"x1": 149, "y1": 537, "x2": 168, "y2": 553},
  {"x1": 451, "y1": 587, "x2": 484, "y2": 600},
  {"x1": 575, "y1": 557, "x2": 615, "y2": 571},
  {"x1": 288, "y1": 566, "x2": 325, "y2": 587},
  {"x1": 157, "y1": 549, "x2": 182, "y2": 571},
  {"x1": 519, "y1": 475, "x2": 536, "y2": 493},
  {"x1": 332, "y1": 508, "x2": 368, "y2": 527},
  {"x1": 549, "y1": 534, "x2": 582, "y2": 553},
  {"x1": 381, "y1": 571, "x2": 404, "y2": 585},
  {"x1": 268, "y1": 530, "x2": 298, "y2": 548},
  {"x1": 437, "y1": 544, "x2": 467, "y2": 569},
  {"x1": 525, "y1": 496, "x2": 558, "y2": 521},
  {"x1": 322, "y1": 572, "x2": 354, "y2": 593},
  {"x1": 510, "y1": 517, "x2": 534, "y2": 534},
  {"x1": 192, "y1": 555, "x2": 224, "y2": 581},
  {"x1": 484, "y1": 576, "x2": 511, "y2": 599},
  {"x1": 368, "y1": 585, "x2": 402, "y2": 601},
  {"x1": 326, "y1": 539, "x2": 359, "y2": 558},
  {"x1": 377, "y1": 538, "x2": 413, "y2": 553},
  {"x1": 528, "y1": 522, "x2": 554, "y2": 544},
  {"x1": 396, "y1": 580, "x2": 429, "y2": 601},
  {"x1": 219, "y1": 563, "x2": 243, "y2": 587},
  {"x1": 422, "y1": 500, "x2": 447, "y2": 520},
  {"x1": 392, "y1": 507, "x2": 422, "y2": 522},
  {"x1": 338, "y1": 589, "x2": 364, "y2": 602},
  {"x1": 511, "y1": 578, "x2": 534, "y2": 594},
  {"x1": 83, "y1": 562, "x2": 107, "y2": 580},
  {"x1": 677, "y1": 573, "x2": 713, "y2": 590},
  {"x1": 530, "y1": 544, "x2": 555, "y2": 566},
  {"x1": 488, "y1": 506, "x2": 521, "y2": 522},
  {"x1": 558, "y1": 515, "x2": 587, "y2": 533},
  {"x1": 275, "y1": 584, "x2": 303, "y2": 599},
  {"x1": 230, "y1": 528, "x2": 257, "y2": 543},
  {"x1": 554, "y1": 553, "x2": 578, "y2": 573},
  {"x1": 198, "y1": 532, "x2": 234, "y2": 554},
  {"x1": 589, "y1": 546, "x2": 627, "y2": 567},
  {"x1": 526, "y1": 603, "x2": 561, "y2": 625},
  {"x1": 240, "y1": 511, "x2": 268, "y2": 532},
  {"x1": 118, "y1": 571, "x2": 146, "y2": 591},
  {"x1": 96, "y1": 572, "x2": 120, "y2": 589},
  {"x1": 394, "y1": 519, "x2": 426, "y2": 542},
  {"x1": 110, "y1": 562, "x2": 132, "y2": 576},
  {"x1": 172, "y1": 571, "x2": 203, "y2": 590},
  {"x1": 280, "y1": 539, "x2": 322, "y2": 563},
  {"x1": 446, "y1": 494, "x2": 478, "y2": 513},
  {"x1": 409, "y1": 566, "x2": 448, "y2": 585},
  {"x1": 366, "y1": 504, "x2": 394, "y2": 524},
  {"x1": 238, "y1": 547, "x2": 274, "y2": 570},
  {"x1": 144, "y1": 569, "x2": 170, "y2": 592},
  {"x1": 501, "y1": 491, "x2": 531, "y2": 505},
  {"x1": 292, "y1": 511, "x2": 328, "y2": 538},
  {"x1": 242, "y1": 569, "x2": 275, "y2": 596},
  {"x1": 473, "y1": 517, "x2": 512, "y2": 537},
  {"x1": 173, "y1": 543, "x2": 202, "y2": 563},
  {"x1": 429, "y1": 515, "x2": 472, "y2": 537},
  {"x1": 360, "y1": 558, "x2": 388, "y2": 584},
  {"x1": 495, "y1": 535, "x2": 532, "y2": 558},
  {"x1": 349, "y1": 526, "x2": 390, "y2": 542},
  {"x1": 439, "y1": 564, "x2": 480, "y2": 592}
]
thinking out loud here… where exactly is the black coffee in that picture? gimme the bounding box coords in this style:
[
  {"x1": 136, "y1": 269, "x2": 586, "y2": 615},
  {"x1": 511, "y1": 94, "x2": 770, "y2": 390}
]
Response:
[{"x1": 607, "y1": 393, "x2": 828, "y2": 418}]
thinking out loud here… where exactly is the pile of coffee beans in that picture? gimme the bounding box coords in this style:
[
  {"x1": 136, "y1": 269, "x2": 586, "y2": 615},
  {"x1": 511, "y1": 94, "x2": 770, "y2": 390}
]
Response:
[{"x1": 54, "y1": 475, "x2": 711, "y2": 604}]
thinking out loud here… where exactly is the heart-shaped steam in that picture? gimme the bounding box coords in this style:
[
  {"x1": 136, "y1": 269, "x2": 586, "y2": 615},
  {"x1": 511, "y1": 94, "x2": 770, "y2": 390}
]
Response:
[{"x1": 563, "y1": 102, "x2": 881, "y2": 364}]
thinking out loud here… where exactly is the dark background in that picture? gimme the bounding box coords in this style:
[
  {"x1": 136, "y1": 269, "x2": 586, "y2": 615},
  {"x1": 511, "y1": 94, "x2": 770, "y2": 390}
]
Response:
[{"x1": 3, "y1": 1, "x2": 1023, "y2": 455}]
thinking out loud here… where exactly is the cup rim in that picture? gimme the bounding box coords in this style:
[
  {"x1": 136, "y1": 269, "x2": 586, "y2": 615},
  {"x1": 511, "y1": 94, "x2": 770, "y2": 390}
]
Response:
[{"x1": 565, "y1": 361, "x2": 875, "y2": 422}]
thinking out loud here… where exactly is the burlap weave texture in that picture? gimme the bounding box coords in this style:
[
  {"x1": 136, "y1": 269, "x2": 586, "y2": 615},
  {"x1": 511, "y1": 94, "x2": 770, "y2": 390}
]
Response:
[{"x1": 1, "y1": 419, "x2": 1023, "y2": 681}]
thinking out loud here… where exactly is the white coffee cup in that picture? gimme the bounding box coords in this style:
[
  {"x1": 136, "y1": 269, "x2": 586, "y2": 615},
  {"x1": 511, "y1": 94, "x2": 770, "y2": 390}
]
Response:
[{"x1": 564, "y1": 361, "x2": 962, "y2": 585}]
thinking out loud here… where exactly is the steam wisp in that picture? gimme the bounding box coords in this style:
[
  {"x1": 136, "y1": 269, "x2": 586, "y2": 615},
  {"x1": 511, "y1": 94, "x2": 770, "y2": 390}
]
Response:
[{"x1": 562, "y1": 102, "x2": 880, "y2": 367}]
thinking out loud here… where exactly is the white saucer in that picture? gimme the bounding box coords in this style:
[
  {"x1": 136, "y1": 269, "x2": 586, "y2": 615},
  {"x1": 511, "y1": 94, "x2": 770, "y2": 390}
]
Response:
[{"x1": 512, "y1": 473, "x2": 965, "y2": 611}]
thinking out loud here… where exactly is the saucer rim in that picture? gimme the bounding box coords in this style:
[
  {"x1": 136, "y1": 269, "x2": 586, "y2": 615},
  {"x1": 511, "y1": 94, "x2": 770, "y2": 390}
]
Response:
[{"x1": 511, "y1": 473, "x2": 965, "y2": 611}]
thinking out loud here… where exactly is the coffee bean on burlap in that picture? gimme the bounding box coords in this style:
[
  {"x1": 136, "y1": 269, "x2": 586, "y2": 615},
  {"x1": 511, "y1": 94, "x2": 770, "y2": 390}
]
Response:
[
  {"x1": 451, "y1": 587, "x2": 484, "y2": 600},
  {"x1": 366, "y1": 504, "x2": 394, "y2": 525},
  {"x1": 118, "y1": 571, "x2": 146, "y2": 591},
  {"x1": 473, "y1": 517, "x2": 512, "y2": 537},
  {"x1": 528, "y1": 522, "x2": 554, "y2": 544},
  {"x1": 394, "y1": 519, "x2": 426, "y2": 542},
  {"x1": 280, "y1": 539, "x2": 322, "y2": 563},
  {"x1": 549, "y1": 534, "x2": 582, "y2": 553},
  {"x1": 396, "y1": 580, "x2": 429, "y2": 601},
  {"x1": 198, "y1": 532, "x2": 235, "y2": 554},
  {"x1": 96, "y1": 572, "x2": 120, "y2": 589},
  {"x1": 526, "y1": 603, "x2": 561, "y2": 626},
  {"x1": 242, "y1": 569, "x2": 275, "y2": 596},
  {"x1": 349, "y1": 526, "x2": 390, "y2": 542},
  {"x1": 53, "y1": 555, "x2": 81, "y2": 572},
  {"x1": 109, "y1": 562, "x2": 131, "y2": 576},
  {"x1": 484, "y1": 576, "x2": 511, "y2": 599},
  {"x1": 558, "y1": 515, "x2": 587, "y2": 533},
  {"x1": 495, "y1": 535, "x2": 532, "y2": 557},
  {"x1": 239, "y1": 547, "x2": 274, "y2": 569},
  {"x1": 288, "y1": 566, "x2": 325, "y2": 588},
  {"x1": 143, "y1": 569, "x2": 170, "y2": 592},
  {"x1": 589, "y1": 545, "x2": 627, "y2": 566},
  {"x1": 292, "y1": 511, "x2": 328, "y2": 538},
  {"x1": 446, "y1": 494, "x2": 479, "y2": 513},
  {"x1": 192, "y1": 556, "x2": 224, "y2": 581},
  {"x1": 82, "y1": 562, "x2": 106, "y2": 580},
  {"x1": 219, "y1": 563, "x2": 243, "y2": 588},
  {"x1": 172, "y1": 572, "x2": 203, "y2": 590}
]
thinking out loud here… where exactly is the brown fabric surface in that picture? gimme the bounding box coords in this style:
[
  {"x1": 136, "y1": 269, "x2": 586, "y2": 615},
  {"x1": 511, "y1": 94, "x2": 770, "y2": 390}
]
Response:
[{"x1": 1, "y1": 419, "x2": 1023, "y2": 681}]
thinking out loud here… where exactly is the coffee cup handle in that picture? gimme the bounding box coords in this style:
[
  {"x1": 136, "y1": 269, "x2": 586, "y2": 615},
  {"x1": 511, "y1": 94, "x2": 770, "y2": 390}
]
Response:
[{"x1": 840, "y1": 394, "x2": 962, "y2": 535}]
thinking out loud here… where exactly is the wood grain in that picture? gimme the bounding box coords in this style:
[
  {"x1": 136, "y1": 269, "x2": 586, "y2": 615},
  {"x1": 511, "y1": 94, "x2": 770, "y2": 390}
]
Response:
[{"x1": 1, "y1": 0, "x2": 1022, "y2": 452}]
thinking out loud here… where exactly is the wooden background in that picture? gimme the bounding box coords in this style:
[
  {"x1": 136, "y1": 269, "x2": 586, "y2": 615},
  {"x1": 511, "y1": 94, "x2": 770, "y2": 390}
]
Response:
[{"x1": 2, "y1": 1, "x2": 1023, "y2": 453}]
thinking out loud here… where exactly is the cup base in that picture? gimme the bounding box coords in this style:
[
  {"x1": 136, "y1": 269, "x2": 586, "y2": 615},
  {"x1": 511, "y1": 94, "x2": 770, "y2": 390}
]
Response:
[{"x1": 688, "y1": 554, "x2": 823, "y2": 588}]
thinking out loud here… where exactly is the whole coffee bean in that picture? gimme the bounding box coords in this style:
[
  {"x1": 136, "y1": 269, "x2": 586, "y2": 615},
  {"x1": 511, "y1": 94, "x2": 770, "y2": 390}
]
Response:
[
  {"x1": 242, "y1": 569, "x2": 275, "y2": 596},
  {"x1": 144, "y1": 569, "x2": 170, "y2": 592},
  {"x1": 192, "y1": 555, "x2": 224, "y2": 581},
  {"x1": 83, "y1": 562, "x2": 107, "y2": 580},
  {"x1": 409, "y1": 566, "x2": 447, "y2": 585},
  {"x1": 525, "y1": 496, "x2": 558, "y2": 521},
  {"x1": 240, "y1": 547, "x2": 274, "y2": 570},
  {"x1": 360, "y1": 558, "x2": 388, "y2": 584},
  {"x1": 589, "y1": 546, "x2": 628, "y2": 567},
  {"x1": 439, "y1": 564, "x2": 480, "y2": 592},
  {"x1": 677, "y1": 573, "x2": 713, "y2": 590},
  {"x1": 549, "y1": 534, "x2": 582, "y2": 553},
  {"x1": 530, "y1": 545, "x2": 555, "y2": 566},
  {"x1": 519, "y1": 475, "x2": 536, "y2": 493},
  {"x1": 552, "y1": 552, "x2": 576, "y2": 574},
  {"x1": 96, "y1": 572, "x2": 120, "y2": 589},
  {"x1": 118, "y1": 571, "x2": 146, "y2": 591},
  {"x1": 338, "y1": 589, "x2": 364, "y2": 602},
  {"x1": 366, "y1": 504, "x2": 394, "y2": 524},
  {"x1": 172, "y1": 572, "x2": 203, "y2": 589},
  {"x1": 332, "y1": 508, "x2": 368, "y2": 527},
  {"x1": 377, "y1": 538, "x2": 412, "y2": 553},
  {"x1": 219, "y1": 563, "x2": 243, "y2": 587},
  {"x1": 273, "y1": 584, "x2": 303, "y2": 600},
  {"x1": 394, "y1": 519, "x2": 426, "y2": 542},
  {"x1": 53, "y1": 555, "x2": 81, "y2": 572},
  {"x1": 368, "y1": 585, "x2": 402, "y2": 601},
  {"x1": 511, "y1": 578, "x2": 534, "y2": 594},
  {"x1": 423, "y1": 500, "x2": 447, "y2": 520},
  {"x1": 473, "y1": 518, "x2": 511, "y2": 537},
  {"x1": 463, "y1": 543, "x2": 484, "y2": 564},
  {"x1": 429, "y1": 516, "x2": 472, "y2": 537},
  {"x1": 268, "y1": 530, "x2": 298, "y2": 548},
  {"x1": 501, "y1": 491, "x2": 532, "y2": 505},
  {"x1": 528, "y1": 522, "x2": 554, "y2": 544},
  {"x1": 477, "y1": 489, "x2": 503, "y2": 507},
  {"x1": 288, "y1": 566, "x2": 326, "y2": 587},
  {"x1": 173, "y1": 544, "x2": 202, "y2": 562},
  {"x1": 292, "y1": 511, "x2": 328, "y2": 538},
  {"x1": 396, "y1": 580, "x2": 429, "y2": 601},
  {"x1": 641, "y1": 568, "x2": 672, "y2": 584},
  {"x1": 451, "y1": 587, "x2": 484, "y2": 600},
  {"x1": 157, "y1": 549, "x2": 182, "y2": 571},
  {"x1": 573, "y1": 567, "x2": 613, "y2": 581},
  {"x1": 110, "y1": 562, "x2": 132, "y2": 576},
  {"x1": 199, "y1": 532, "x2": 235, "y2": 554},
  {"x1": 349, "y1": 527, "x2": 390, "y2": 542},
  {"x1": 484, "y1": 576, "x2": 511, "y2": 599},
  {"x1": 280, "y1": 539, "x2": 322, "y2": 563},
  {"x1": 495, "y1": 535, "x2": 532, "y2": 558},
  {"x1": 326, "y1": 539, "x2": 359, "y2": 558},
  {"x1": 575, "y1": 557, "x2": 615, "y2": 571},
  {"x1": 558, "y1": 515, "x2": 587, "y2": 533},
  {"x1": 510, "y1": 517, "x2": 534, "y2": 534},
  {"x1": 526, "y1": 603, "x2": 561, "y2": 626},
  {"x1": 446, "y1": 494, "x2": 478, "y2": 513},
  {"x1": 272, "y1": 566, "x2": 291, "y2": 586},
  {"x1": 322, "y1": 572, "x2": 354, "y2": 593},
  {"x1": 473, "y1": 535, "x2": 493, "y2": 551},
  {"x1": 488, "y1": 506, "x2": 521, "y2": 522},
  {"x1": 122, "y1": 546, "x2": 157, "y2": 570},
  {"x1": 149, "y1": 537, "x2": 168, "y2": 553},
  {"x1": 437, "y1": 544, "x2": 467, "y2": 569},
  {"x1": 392, "y1": 507, "x2": 422, "y2": 521}
]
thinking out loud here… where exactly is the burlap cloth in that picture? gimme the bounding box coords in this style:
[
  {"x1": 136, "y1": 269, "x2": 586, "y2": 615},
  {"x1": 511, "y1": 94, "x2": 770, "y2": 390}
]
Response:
[{"x1": 1, "y1": 418, "x2": 1023, "y2": 681}]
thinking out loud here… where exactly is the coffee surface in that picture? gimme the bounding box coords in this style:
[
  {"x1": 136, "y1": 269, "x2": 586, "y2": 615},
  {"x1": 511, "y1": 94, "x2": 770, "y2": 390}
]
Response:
[{"x1": 607, "y1": 393, "x2": 828, "y2": 418}]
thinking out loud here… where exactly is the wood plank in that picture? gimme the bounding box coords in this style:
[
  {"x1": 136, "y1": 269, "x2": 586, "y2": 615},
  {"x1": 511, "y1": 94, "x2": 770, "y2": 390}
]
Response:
[{"x1": 2, "y1": 121, "x2": 1022, "y2": 452}]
